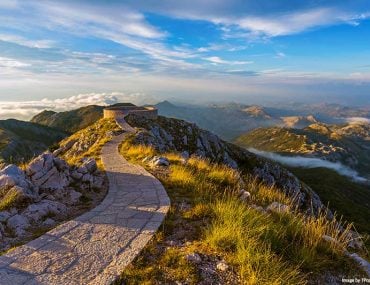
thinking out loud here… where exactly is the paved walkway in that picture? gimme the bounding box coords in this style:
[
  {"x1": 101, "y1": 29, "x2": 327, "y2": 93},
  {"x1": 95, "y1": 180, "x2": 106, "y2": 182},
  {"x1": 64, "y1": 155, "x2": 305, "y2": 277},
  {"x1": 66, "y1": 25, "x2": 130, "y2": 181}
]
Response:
[{"x1": 0, "y1": 119, "x2": 170, "y2": 285}]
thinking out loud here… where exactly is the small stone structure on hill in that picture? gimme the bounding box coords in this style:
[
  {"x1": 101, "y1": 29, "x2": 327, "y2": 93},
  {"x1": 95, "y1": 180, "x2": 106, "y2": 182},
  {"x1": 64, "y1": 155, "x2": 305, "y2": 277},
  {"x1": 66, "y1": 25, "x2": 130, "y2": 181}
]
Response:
[{"x1": 103, "y1": 103, "x2": 158, "y2": 120}]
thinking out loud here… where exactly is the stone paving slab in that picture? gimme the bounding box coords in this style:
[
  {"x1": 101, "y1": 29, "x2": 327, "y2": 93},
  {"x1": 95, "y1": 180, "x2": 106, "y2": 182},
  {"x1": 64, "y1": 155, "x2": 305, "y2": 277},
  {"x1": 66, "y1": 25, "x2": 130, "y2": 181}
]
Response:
[{"x1": 0, "y1": 119, "x2": 170, "y2": 285}]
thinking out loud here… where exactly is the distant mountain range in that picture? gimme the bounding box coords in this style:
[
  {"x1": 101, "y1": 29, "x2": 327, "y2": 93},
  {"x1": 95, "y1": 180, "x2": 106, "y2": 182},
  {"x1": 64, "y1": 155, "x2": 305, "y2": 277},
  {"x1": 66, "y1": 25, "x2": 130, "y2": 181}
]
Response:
[{"x1": 155, "y1": 101, "x2": 370, "y2": 140}]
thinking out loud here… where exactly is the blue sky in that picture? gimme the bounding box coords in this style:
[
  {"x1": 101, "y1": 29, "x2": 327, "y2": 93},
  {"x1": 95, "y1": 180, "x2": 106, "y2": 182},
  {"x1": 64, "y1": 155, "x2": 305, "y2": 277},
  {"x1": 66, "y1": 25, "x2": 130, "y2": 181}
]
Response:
[{"x1": 0, "y1": 0, "x2": 369, "y2": 118}]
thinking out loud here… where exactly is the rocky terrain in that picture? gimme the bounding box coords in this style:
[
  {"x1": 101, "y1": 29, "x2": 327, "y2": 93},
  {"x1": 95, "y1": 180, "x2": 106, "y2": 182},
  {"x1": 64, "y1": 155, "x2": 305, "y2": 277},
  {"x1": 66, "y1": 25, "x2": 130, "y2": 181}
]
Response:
[
  {"x1": 0, "y1": 119, "x2": 67, "y2": 167},
  {"x1": 281, "y1": 115, "x2": 318, "y2": 128},
  {"x1": 125, "y1": 114, "x2": 326, "y2": 216},
  {"x1": 0, "y1": 151, "x2": 106, "y2": 252},
  {"x1": 0, "y1": 118, "x2": 121, "y2": 252}
]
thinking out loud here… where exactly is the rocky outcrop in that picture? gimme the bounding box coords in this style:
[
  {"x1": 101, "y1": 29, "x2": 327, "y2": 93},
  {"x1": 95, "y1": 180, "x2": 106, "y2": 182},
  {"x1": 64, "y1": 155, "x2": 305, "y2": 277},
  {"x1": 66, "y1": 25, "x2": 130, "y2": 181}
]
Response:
[
  {"x1": 0, "y1": 152, "x2": 103, "y2": 251},
  {"x1": 126, "y1": 114, "x2": 327, "y2": 216}
]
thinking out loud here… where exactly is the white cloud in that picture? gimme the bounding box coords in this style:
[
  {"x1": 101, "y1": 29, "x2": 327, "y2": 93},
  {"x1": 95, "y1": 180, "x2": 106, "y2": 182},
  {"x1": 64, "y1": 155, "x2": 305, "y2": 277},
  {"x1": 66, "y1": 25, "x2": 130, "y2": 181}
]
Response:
[
  {"x1": 204, "y1": 56, "x2": 253, "y2": 65},
  {"x1": 248, "y1": 148, "x2": 368, "y2": 183},
  {"x1": 0, "y1": 34, "x2": 55, "y2": 49},
  {"x1": 0, "y1": 92, "x2": 154, "y2": 121},
  {"x1": 275, "y1": 52, "x2": 286, "y2": 58},
  {"x1": 345, "y1": 117, "x2": 370, "y2": 124},
  {"x1": 0, "y1": 57, "x2": 30, "y2": 68}
]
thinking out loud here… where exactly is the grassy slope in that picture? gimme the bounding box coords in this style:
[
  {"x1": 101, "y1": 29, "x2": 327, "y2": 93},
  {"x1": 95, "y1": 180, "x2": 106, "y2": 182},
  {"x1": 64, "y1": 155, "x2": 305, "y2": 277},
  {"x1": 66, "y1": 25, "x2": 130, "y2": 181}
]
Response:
[
  {"x1": 116, "y1": 140, "x2": 365, "y2": 285},
  {"x1": 288, "y1": 167, "x2": 370, "y2": 237},
  {"x1": 31, "y1": 105, "x2": 104, "y2": 133},
  {"x1": 235, "y1": 127, "x2": 307, "y2": 152},
  {"x1": 58, "y1": 118, "x2": 121, "y2": 169}
]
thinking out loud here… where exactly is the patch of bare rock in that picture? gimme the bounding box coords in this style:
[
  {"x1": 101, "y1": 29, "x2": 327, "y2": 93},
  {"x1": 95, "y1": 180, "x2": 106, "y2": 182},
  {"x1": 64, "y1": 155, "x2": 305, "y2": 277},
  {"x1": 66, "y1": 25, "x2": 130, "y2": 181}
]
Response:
[{"x1": 0, "y1": 152, "x2": 106, "y2": 252}]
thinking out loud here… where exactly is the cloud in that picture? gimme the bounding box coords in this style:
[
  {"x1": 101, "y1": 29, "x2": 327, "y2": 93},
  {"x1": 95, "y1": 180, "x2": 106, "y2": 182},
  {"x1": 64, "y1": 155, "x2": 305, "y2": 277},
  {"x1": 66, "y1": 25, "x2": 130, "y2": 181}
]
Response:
[
  {"x1": 0, "y1": 57, "x2": 30, "y2": 68},
  {"x1": 345, "y1": 117, "x2": 370, "y2": 124},
  {"x1": 0, "y1": 34, "x2": 55, "y2": 49},
  {"x1": 204, "y1": 56, "x2": 253, "y2": 65},
  {"x1": 248, "y1": 148, "x2": 368, "y2": 183},
  {"x1": 128, "y1": 1, "x2": 370, "y2": 39},
  {"x1": 0, "y1": 92, "x2": 154, "y2": 121}
]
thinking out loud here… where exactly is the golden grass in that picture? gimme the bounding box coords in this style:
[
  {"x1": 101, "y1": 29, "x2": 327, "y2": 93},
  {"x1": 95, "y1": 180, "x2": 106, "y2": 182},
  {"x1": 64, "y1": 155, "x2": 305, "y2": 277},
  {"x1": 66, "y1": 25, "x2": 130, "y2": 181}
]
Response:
[
  {"x1": 206, "y1": 197, "x2": 305, "y2": 285},
  {"x1": 125, "y1": 144, "x2": 155, "y2": 160},
  {"x1": 0, "y1": 187, "x2": 21, "y2": 211},
  {"x1": 118, "y1": 142, "x2": 361, "y2": 283}
]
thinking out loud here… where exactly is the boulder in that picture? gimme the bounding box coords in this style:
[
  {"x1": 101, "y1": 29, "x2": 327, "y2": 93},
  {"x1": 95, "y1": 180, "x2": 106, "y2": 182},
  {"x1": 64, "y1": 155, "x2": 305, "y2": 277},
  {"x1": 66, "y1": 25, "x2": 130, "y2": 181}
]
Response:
[
  {"x1": 266, "y1": 202, "x2": 290, "y2": 214},
  {"x1": 82, "y1": 158, "x2": 97, "y2": 173},
  {"x1": 54, "y1": 157, "x2": 68, "y2": 171},
  {"x1": 32, "y1": 167, "x2": 69, "y2": 191},
  {"x1": 77, "y1": 166, "x2": 88, "y2": 174},
  {"x1": 149, "y1": 156, "x2": 170, "y2": 167},
  {"x1": 186, "y1": 253, "x2": 202, "y2": 264},
  {"x1": 26, "y1": 153, "x2": 54, "y2": 177},
  {"x1": 345, "y1": 252, "x2": 370, "y2": 277},
  {"x1": 7, "y1": 214, "x2": 30, "y2": 237},
  {"x1": 216, "y1": 260, "x2": 229, "y2": 272},
  {"x1": 23, "y1": 200, "x2": 67, "y2": 223},
  {"x1": 239, "y1": 189, "x2": 251, "y2": 202},
  {"x1": 0, "y1": 164, "x2": 31, "y2": 190}
]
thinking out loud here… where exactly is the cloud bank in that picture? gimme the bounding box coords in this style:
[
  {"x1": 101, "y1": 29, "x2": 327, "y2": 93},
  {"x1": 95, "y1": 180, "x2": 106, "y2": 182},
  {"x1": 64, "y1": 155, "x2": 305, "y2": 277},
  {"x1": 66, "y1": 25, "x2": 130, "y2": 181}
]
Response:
[
  {"x1": 248, "y1": 148, "x2": 368, "y2": 183},
  {"x1": 0, "y1": 92, "x2": 153, "y2": 121},
  {"x1": 345, "y1": 117, "x2": 370, "y2": 124}
]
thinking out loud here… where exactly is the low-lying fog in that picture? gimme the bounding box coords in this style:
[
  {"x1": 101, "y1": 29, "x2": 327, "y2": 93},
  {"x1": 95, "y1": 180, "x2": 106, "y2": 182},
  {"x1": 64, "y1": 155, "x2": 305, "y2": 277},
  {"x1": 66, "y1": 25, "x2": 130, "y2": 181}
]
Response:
[{"x1": 248, "y1": 148, "x2": 368, "y2": 183}]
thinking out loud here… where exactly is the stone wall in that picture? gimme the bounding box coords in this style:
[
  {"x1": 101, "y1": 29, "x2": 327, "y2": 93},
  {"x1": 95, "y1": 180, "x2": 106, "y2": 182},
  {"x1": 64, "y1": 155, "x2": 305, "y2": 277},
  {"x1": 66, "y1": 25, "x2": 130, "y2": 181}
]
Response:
[{"x1": 103, "y1": 106, "x2": 158, "y2": 120}]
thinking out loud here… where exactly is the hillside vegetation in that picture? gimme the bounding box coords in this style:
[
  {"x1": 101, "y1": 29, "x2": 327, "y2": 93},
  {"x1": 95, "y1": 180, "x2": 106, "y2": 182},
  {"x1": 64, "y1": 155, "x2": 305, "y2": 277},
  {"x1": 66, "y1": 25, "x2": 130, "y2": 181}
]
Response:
[
  {"x1": 31, "y1": 105, "x2": 104, "y2": 133},
  {"x1": 235, "y1": 122, "x2": 370, "y2": 178},
  {"x1": 0, "y1": 119, "x2": 67, "y2": 166},
  {"x1": 117, "y1": 140, "x2": 365, "y2": 284}
]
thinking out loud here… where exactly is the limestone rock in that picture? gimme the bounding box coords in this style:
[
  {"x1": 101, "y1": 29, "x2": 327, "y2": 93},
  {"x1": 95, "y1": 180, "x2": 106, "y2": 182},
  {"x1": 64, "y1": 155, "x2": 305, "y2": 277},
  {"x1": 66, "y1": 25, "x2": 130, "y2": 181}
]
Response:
[
  {"x1": 77, "y1": 166, "x2": 88, "y2": 174},
  {"x1": 26, "y1": 153, "x2": 70, "y2": 191},
  {"x1": 250, "y1": 204, "x2": 266, "y2": 213},
  {"x1": 216, "y1": 260, "x2": 229, "y2": 272},
  {"x1": 345, "y1": 252, "x2": 370, "y2": 277},
  {"x1": 7, "y1": 214, "x2": 30, "y2": 237},
  {"x1": 186, "y1": 253, "x2": 202, "y2": 264},
  {"x1": 239, "y1": 189, "x2": 251, "y2": 202},
  {"x1": 266, "y1": 202, "x2": 289, "y2": 214},
  {"x1": 82, "y1": 158, "x2": 98, "y2": 173},
  {"x1": 0, "y1": 164, "x2": 30, "y2": 190},
  {"x1": 149, "y1": 156, "x2": 170, "y2": 167},
  {"x1": 23, "y1": 200, "x2": 67, "y2": 223}
]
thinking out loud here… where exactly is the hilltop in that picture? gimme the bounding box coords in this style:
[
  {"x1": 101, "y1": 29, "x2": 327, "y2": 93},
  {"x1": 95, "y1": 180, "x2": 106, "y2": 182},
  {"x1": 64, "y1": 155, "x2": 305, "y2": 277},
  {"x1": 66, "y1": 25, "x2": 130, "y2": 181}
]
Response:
[{"x1": 31, "y1": 105, "x2": 104, "y2": 133}]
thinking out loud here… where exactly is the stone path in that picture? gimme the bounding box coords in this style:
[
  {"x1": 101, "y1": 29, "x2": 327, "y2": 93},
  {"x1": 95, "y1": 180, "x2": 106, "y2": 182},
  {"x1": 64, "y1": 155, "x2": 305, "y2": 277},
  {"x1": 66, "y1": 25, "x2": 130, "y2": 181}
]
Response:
[{"x1": 0, "y1": 119, "x2": 170, "y2": 285}]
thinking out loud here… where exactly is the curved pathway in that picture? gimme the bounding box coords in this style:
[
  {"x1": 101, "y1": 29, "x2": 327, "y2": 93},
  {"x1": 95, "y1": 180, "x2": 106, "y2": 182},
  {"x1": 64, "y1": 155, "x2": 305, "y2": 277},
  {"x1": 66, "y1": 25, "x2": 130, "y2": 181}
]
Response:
[{"x1": 0, "y1": 119, "x2": 170, "y2": 285}]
